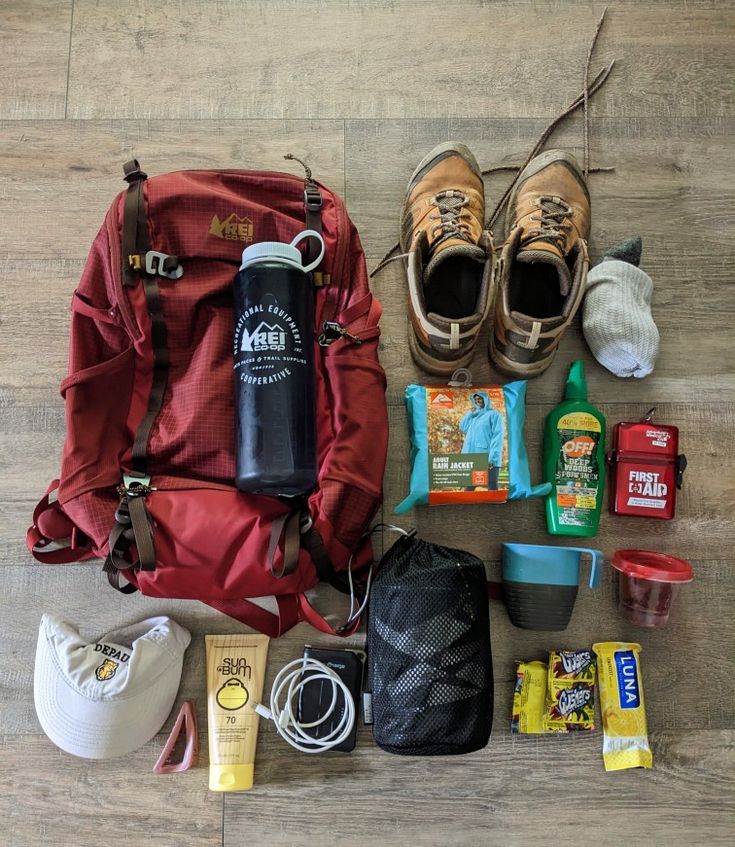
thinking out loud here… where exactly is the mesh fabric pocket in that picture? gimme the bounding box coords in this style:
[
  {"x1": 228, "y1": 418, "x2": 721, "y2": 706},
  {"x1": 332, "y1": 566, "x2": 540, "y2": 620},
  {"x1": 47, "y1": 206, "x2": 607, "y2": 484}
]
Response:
[{"x1": 367, "y1": 535, "x2": 493, "y2": 755}]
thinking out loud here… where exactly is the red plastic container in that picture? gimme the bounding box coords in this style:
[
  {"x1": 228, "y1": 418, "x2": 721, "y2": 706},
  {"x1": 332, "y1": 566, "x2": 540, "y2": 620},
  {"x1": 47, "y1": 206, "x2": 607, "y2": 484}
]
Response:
[{"x1": 611, "y1": 549, "x2": 694, "y2": 628}]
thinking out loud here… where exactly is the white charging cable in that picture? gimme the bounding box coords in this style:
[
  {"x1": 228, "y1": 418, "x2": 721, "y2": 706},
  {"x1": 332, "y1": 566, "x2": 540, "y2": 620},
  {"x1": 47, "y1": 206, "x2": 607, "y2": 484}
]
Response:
[
  {"x1": 255, "y1": 658, "x2": 356, "y2": 753},
  {"x1": 343, "y1": 523, "x2": 413, "y2": 627}
]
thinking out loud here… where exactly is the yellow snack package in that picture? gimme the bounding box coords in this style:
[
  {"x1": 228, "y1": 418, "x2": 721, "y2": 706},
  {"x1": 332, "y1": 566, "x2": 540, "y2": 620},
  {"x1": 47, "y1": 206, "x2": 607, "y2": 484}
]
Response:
[
  {"x1": 543, "y1": 649, "x2": 596, "y2": 732},
  {"x1": 511, "y1": 661, "x2": 547, "y2": 734},
  {"x1": 593, "y1": 642, "x2": 653, "y2": 771}
]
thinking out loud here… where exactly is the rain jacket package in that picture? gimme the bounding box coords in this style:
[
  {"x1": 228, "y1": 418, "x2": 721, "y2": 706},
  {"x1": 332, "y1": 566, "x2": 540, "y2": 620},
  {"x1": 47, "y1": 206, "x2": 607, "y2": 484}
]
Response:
[{"x1": 395, "y1": 381, "x2": 549, "y2": 513}]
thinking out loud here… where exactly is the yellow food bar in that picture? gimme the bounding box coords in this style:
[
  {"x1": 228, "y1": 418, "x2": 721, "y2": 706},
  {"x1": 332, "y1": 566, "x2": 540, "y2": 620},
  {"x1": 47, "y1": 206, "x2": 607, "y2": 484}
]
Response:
[
  {"x1": 511, "y1": 661, "x2": 547, "y2": 734},
  {"x1": 593, "y1": 642, "x2": 653, "y2": 771}
]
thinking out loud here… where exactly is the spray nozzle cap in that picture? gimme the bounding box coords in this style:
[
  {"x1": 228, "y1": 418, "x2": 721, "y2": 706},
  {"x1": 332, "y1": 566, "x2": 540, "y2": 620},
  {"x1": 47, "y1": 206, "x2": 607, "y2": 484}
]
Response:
[{"x1": 564, "y1": 360, "x2": 588, "y2": 401}]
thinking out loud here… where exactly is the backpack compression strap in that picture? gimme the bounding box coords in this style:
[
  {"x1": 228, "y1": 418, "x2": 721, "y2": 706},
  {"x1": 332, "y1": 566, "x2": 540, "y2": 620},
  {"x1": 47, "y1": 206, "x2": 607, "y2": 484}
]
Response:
[{"x1": 105, "y1": 160, "x2": 173, "y2": 590}]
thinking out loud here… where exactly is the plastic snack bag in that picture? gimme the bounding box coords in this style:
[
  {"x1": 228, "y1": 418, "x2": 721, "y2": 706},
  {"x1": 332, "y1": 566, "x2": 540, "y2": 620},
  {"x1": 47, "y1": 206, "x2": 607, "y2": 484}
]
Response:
[
  {"x1": 395, "y1": 381, "x2": 550, "y2": 513},
  {"x1": 593, "y1": 641, "x2": 653, "y2": 771},
  {"x1": 511, "y1": 661, "x2": 547, "y2": 734},
  {"x1": 543, "y1": 649, "x2": 596, "y2": 732}
]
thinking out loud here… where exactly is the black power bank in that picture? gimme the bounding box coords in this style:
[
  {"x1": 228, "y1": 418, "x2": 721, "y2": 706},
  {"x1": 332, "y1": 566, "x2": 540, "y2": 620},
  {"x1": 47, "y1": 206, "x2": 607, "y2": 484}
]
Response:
[{"x1": 298, "y1": 646, "x2": 365, "y2": 752}]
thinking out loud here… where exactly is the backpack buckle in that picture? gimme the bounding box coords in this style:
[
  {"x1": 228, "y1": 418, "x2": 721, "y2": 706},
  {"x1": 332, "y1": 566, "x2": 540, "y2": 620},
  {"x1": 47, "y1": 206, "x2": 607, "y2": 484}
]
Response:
[
  {"x1": 120, "y1": 472, "x2": 156, "y2": 497},
  {"x1": 304, "y1": 185, "x2": 323, "y2": 212},
  {"x1": 145, "y1": 251, "x2": 183, "y2": 279},
  {"x1": 128, "y1": 251, "x2": 183, "y2": 280}
]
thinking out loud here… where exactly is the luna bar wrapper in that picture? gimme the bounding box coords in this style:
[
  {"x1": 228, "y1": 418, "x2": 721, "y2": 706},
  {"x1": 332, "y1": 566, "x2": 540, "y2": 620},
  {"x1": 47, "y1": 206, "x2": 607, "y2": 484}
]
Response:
[{"x1": 593, "y1": 641, "x2": 653, "y2": 771}]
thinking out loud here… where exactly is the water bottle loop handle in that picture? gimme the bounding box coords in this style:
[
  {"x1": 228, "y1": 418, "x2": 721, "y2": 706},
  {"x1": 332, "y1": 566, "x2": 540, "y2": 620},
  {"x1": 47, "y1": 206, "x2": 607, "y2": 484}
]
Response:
[{"x1": 290, "y1": 229, "x2": 325, "y2": 274}]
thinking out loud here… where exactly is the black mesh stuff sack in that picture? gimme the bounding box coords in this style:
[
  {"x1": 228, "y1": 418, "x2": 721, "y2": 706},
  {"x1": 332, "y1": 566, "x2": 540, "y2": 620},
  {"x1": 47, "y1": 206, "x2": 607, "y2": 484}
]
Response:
[{"x1": 367, "y1": 533, "x2": 493, "y2": 755}]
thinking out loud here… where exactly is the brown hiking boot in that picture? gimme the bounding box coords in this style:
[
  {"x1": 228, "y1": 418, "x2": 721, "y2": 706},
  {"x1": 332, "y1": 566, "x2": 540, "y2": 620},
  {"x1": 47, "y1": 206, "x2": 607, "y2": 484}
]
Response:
[
  {"x1": 490, "y1": 149, "x2": 590, "y2": 378},
  {"x1": 400, "y1": 142, "x2": 495, "y2": 375}
]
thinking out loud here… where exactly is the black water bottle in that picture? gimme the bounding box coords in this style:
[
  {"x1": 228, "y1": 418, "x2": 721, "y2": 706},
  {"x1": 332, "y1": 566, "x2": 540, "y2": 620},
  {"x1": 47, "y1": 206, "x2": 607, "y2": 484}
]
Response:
[{"x1": 233, "y1": 230, "x2": 323, "y2": 497}]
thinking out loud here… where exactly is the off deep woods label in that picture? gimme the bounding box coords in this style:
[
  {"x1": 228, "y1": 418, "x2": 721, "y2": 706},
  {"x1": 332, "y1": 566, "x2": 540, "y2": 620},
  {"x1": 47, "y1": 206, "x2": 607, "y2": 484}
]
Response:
[
  {"x1": 554, "y1": 412, "x2": 601, "y2": 526},
  {"x1": 233, "y1": 301, "x2": 306, "y2": 385}
]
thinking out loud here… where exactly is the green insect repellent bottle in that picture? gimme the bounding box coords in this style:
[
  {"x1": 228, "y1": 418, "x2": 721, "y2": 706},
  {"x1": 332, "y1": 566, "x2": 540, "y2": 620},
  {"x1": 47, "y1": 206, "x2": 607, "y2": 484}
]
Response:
[{"x1": 543, "y1": 361, "x2": 605, "y2": 537}]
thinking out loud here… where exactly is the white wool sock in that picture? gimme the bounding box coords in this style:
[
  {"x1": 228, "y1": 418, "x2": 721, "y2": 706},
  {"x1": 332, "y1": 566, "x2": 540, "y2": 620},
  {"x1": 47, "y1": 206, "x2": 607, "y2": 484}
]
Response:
[{"x1": 582, "y1": 259, "x2": 660, "y2": 378}]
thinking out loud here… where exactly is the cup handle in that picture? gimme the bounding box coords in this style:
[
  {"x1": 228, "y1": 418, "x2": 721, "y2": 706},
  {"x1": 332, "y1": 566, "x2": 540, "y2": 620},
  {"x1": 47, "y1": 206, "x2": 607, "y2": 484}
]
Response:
[
  {"x1": 566, "y1": 548, "x2": 605, "y2": 588},
  {"x1": 290, "y1": 229, "x2": 325, "y2": 273}
]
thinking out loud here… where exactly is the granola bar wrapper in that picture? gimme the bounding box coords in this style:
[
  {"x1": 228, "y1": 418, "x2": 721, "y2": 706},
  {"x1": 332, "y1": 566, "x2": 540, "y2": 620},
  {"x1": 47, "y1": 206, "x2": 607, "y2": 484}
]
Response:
[
  {"x1": 593, "y1": 642, "x2": 653, "y2": 771},
  {"x1": 543, "y1": 649, "x2": 596, "y2": 732},
  {"x1": 511, "y1": 661, "x2": 547, "y2": 734}
]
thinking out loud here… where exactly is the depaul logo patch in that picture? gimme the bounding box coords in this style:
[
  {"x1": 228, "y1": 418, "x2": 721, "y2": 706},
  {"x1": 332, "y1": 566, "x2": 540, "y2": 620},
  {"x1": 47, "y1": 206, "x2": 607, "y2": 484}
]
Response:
[{"x1": 95, "y1": 658, "x2": 119, "y2": 681}]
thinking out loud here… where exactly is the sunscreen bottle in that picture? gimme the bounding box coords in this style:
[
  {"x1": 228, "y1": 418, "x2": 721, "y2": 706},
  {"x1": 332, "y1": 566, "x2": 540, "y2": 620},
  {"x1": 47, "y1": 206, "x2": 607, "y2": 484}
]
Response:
[
  {"x1": 205, "y1": 634, "x2": 269, "y2": 791},
  {"x1": 543, "y1": 361, "x2": 605, "y2": 537}
]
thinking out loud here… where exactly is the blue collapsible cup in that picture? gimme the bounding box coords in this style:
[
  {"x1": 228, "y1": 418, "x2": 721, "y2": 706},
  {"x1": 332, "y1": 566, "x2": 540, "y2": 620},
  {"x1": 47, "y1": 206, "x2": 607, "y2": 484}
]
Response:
[{"x1": 501, "y1": 543, "x2": 603, "y2": 631}]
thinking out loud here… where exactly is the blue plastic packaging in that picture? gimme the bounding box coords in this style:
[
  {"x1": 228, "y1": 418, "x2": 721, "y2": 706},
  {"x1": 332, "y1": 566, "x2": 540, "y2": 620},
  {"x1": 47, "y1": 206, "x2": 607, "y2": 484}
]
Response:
[{"x1": 394, "y1": 381, "x2": 550, "y2": 514}]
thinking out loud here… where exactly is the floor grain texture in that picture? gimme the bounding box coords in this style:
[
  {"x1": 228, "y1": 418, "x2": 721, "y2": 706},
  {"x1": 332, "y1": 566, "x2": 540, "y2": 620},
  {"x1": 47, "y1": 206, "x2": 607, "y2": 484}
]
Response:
[{"x1": 1, "y1": 1, "x2": 733, "y2": 846}]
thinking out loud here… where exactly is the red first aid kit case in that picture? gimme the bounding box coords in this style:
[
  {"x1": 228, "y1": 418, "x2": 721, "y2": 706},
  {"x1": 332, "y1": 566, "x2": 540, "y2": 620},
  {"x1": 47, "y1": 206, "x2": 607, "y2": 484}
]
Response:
[{"x1": 608, "y1": 411, "x2": 687, "y2": 520}]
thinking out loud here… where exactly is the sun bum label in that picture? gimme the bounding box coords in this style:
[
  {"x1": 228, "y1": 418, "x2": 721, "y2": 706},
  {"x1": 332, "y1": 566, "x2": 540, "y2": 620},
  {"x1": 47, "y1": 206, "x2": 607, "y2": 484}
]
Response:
[{"x1": 554, "y1": 413, "x2": 602, "y2": 526}]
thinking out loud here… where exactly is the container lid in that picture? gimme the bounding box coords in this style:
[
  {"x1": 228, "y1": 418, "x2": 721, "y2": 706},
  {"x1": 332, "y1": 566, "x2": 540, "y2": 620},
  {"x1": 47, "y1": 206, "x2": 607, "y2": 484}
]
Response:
[
  {"x1": 611, "y1": 549, "x2": 694, "y2": 583},
  {"x1": 241, "y1": 241, "x2": 302, "y2": 269}
]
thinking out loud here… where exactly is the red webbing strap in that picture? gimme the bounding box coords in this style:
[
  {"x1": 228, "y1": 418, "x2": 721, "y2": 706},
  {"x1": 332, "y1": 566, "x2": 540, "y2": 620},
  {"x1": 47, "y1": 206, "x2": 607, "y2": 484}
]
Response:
[
  {"x1": 205, "y1": 595, "x2": 301, "y2": 638},
  {"x1": 296, "y1": 593, "x2": 361, "y2": 637},
  {"x1": 27, "y1": 481, "x2": 95, "y2": 564}
]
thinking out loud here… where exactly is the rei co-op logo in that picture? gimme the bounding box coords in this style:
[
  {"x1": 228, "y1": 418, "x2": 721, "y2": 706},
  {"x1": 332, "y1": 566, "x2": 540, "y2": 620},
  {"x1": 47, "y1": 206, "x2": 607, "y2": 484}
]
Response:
[
  {"x1": 241, "y1": 321, "x2": 287, "y2": 353},
  {"x1": 234, "y1": 302, "x2": 306, "y2": 385},
  {"x1": 209, "y1": 212, "x2": 254, "y2": 242}
]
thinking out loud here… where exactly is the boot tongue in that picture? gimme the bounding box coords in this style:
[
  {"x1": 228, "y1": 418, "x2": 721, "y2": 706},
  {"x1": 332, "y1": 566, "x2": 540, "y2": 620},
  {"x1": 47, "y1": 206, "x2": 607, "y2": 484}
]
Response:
[
  {"x1": 516, "y1": 240, "x2": 571, "y2": 296},
  {"x1": 424, "y1": 240, "x2": 485, "y2": 283}
]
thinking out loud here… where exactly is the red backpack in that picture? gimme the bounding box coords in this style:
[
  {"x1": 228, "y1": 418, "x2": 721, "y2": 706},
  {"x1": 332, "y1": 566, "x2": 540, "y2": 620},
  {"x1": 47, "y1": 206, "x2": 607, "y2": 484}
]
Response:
[{"x1": 27, "y1": 160, "x2": 388, "y2": 637}]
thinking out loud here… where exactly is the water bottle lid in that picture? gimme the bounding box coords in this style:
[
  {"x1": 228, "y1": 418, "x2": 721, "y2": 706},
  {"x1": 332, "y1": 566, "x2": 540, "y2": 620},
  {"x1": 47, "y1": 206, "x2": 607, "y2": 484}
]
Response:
[
  {"x1": 240, "y1": 241, "x2": 302, "y2": 269},
  {"x1": 240, "y1": 230, "x2": 325, "y2": 273}
]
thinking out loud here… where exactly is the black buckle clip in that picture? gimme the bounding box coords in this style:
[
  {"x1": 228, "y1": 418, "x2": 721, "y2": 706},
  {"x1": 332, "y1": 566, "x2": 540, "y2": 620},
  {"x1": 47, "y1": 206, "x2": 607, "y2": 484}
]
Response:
[
  {"x1": 304, "y1": 185, "x2": 323, "y2": 212},
  {"x1": 123, "y1": 159, "x2": 147, "y2": 183}
]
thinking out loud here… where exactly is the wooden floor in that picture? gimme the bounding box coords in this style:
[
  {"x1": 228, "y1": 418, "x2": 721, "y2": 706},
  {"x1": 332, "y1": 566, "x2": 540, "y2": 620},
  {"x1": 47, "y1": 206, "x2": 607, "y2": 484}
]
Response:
[{"x1": 2, "y1": 1, "x2": 734, "y2": 845}]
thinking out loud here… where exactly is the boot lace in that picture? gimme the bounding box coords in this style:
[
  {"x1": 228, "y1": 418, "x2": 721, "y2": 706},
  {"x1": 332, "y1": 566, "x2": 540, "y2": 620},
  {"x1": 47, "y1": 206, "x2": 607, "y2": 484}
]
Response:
[
  {"x1": 522, "y1": 196, "x2": 573, "y2": 250},
  {"x1": 428, "y1": 191, "x2": 473, "y2": 246}
]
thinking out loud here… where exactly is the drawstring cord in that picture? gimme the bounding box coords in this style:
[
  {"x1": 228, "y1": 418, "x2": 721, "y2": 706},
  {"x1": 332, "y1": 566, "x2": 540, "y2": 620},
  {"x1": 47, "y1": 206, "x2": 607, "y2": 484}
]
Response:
[{"x1": 284, "y1": 152, "x2": 314, "y2": 184}]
